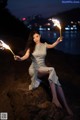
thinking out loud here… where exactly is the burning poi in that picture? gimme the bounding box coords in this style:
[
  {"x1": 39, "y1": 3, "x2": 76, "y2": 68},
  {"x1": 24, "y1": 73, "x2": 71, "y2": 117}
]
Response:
[
  {"x1": 0, "y1": 40, "x2": 15, "y2": 56},
  {"x1": 49, "y1": 18, "x2": 62, "y2": 38}
]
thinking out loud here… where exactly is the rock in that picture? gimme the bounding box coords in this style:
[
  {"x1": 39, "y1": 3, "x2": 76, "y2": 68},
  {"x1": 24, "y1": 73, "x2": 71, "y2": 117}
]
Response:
[{"x1": 0, "y1": 49, "x2": 80, "y2": 120}]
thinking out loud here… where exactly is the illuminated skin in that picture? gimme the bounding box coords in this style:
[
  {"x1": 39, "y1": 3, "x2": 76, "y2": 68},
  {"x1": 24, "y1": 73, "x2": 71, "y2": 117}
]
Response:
[{"x1": 14, "y1": 33, "x2": 73, "y2": 116}]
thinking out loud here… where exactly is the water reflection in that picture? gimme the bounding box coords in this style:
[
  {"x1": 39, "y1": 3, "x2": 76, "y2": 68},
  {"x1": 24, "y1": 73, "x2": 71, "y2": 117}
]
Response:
[{"x1": 40, "y1": 30, "x2": 80, "y2": 55}]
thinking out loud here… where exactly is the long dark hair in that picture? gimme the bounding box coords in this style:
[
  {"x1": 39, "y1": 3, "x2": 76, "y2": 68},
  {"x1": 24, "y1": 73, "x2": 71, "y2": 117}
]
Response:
[{"x1": 26, "y1": 30, "x2": 40, "y2": 54}]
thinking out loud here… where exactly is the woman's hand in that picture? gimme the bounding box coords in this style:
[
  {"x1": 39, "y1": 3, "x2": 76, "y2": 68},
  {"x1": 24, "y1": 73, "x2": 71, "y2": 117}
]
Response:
[
  {"x1": 56, "y1": 36, "x2": 63, "y2": 43},
  {"x1": 0, "y1": 43, "x2": 4, "y2": 50},
  {"x1": 14, "y1": 55, "x2": 22, "y2": 61},
  {"x1": 0, "y1": 46, "x2": 4, "y2": 50}
]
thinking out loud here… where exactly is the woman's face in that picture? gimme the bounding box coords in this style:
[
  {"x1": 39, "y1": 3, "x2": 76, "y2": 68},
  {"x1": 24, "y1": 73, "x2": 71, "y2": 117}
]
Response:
[{"x1": 33, "y1": 33, "x2": 41, "y2": 44}]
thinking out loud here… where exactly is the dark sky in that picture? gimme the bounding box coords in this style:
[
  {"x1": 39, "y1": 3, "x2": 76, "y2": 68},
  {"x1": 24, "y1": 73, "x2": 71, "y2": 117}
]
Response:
[{"x1": 7, "y1": 0, "x2": 80, "y2": 18}]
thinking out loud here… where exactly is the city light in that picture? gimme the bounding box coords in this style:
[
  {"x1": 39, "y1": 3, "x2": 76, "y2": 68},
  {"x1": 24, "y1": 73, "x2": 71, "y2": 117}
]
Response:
[{"x1": 21, "y1": 17, "x2": 26, "y2": 21}]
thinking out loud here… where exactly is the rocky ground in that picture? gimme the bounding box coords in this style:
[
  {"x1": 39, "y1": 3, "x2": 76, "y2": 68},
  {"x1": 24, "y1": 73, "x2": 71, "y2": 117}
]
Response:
[{"x1": 0, "y1": 49, "x2": 80, "y2": 120}]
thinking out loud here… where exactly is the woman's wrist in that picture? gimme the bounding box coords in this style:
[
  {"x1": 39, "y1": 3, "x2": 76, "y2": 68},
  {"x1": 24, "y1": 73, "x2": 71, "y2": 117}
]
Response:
[
  {"x1": 20, "y1": 57, "x2": 23, "y2": 61},
  {"x1": 56, "y1": 40, "x2": 59, "y2": 44}
]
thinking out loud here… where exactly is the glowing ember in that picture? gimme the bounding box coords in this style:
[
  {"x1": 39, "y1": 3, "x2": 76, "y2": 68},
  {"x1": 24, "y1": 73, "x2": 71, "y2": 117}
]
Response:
[{"x1": 0, "y1": 40, "x2": 15, "y2": 56}]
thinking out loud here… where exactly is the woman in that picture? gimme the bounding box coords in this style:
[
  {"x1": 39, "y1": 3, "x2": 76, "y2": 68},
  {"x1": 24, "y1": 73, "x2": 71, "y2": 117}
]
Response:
[{"x1": 14, "y1": 30, "x2": 73, "y2": 116}]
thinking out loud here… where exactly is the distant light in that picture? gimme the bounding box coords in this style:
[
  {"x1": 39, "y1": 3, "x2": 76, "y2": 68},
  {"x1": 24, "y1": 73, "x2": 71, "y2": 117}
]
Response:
[
  {"x1": 39, "y1": 25, "x2": 42, "y2": 28},
  {"x1": 67, "y1": 25, "x2": 70, "y2": 27},
  {"x1": 71, "y1": 21, "x2": 73, "y2": 24},
  {"x1": 48, "y1": 18, "x2": 52, "y2": 20},
  {"x1": 39, "y1": 27, "x2": 43, "y2": 30},
  {"x1": 73, "y1": 25, "x2": 76, "y2": 28},
  {"x1": 74, "y1": 27, "x2": 77, "y2": 30},
  {"x1": 65, "y1": 27, "x2": 70, "y2": 30},
  {"x1": 39, "y1": 27, "x2": 46, "y2": 31},
  {"x1": 78, "y1": 21, "x2": 80, "y2": 24},
  {"x1": 54, "y1": 33, "x2": 57, "y2": 37},
  {"x1": 71, "y1": 27, "x2": 73, "y2": 30},
  {"x1": 65, "y1": 25, "x2": 70, "y2": 30},
  {"x1": 27, "y1": 25, "x2": 32, "y2": 29},
  {"x1": 22, "y1": 17, "x2": 26, "y2": 21},
  {"x1": 47, "y1": 23, "x2": 50, "y2": 26},
  {"x1": 47, "y1": 28, "x2": 50, "y2": 30}
]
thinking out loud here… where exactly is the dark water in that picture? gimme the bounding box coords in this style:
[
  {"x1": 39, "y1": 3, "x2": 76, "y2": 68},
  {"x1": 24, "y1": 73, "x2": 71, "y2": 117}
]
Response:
[{"x1": 40, "y1": 30, "x2": 80, "y2": 55}]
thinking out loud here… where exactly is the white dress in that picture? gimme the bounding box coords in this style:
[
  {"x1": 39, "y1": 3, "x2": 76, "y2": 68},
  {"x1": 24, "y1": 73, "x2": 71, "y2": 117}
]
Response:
[{"x1": 29, "y1": 43, "x2": 61, "y2": 90}]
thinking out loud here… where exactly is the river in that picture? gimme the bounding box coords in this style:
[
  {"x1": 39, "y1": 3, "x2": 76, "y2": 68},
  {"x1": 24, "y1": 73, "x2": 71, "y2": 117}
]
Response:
[{"x1": 40, "y1": 30, "x2": 80, "y2": 55}]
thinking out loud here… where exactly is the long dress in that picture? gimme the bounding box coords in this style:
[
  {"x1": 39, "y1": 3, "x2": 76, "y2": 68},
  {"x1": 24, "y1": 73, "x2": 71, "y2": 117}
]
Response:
[{"x1": 29, "y1": 43, "x2": 61, "y2": 90}]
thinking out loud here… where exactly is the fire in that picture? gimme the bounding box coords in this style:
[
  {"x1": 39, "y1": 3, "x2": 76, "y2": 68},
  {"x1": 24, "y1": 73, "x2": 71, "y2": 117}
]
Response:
[
  {"x1": 51, "y1": 18, "x2": 61, "y2": 30},
  {"x1": 0, "y1": 40, "x2": 15, "y2": 56},
  {"x1": 0, "y1": 40, "x2": 10, "y2": 50},
  {"x1": 49, "y1": 18, "x2": 62, "y2": 37}
]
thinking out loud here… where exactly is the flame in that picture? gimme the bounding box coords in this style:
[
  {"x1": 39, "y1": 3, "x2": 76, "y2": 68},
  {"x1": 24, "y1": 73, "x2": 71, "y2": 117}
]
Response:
[
  {"x1": 0, "y1": 40, "x2": 10, "y2": 50},
  {"x1": 49, "y1": 18, "x2": 62, "y2": 37},
  {"x1": 51, "y1": 18, "x2": 61, "y2": 29},
  {"x1": 0, "y1": 40, "x2": 15, "y2": 56}
]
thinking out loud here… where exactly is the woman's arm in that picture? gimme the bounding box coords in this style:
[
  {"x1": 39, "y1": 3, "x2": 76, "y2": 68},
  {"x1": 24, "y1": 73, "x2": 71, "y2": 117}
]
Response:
[
  {"x1": 20, "y1": 49, "x2": 30, "y2": 60},
  {"x1": 46, "y1": 37, "x2": 63, "y2": 49},
  {"x1": 14, "y1": 49, "x2": 30, "y2": 61}
]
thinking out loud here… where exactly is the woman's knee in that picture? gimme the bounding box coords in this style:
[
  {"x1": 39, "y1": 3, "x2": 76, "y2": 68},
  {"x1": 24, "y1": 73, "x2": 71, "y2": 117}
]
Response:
[{"x1": 29, "y1": 69, "x2": 34, "y2": 76}]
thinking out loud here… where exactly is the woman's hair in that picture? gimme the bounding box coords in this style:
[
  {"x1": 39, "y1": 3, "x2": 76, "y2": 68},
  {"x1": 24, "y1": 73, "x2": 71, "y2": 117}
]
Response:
[{"x1": 26, "y1": 30, "x2": 40, "y2": 54}]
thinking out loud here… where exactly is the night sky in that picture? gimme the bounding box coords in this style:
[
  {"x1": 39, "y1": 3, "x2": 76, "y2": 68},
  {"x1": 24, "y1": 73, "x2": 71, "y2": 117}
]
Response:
[{"x1": 7, "y1": 0, "x2": 80, "y2": 18}]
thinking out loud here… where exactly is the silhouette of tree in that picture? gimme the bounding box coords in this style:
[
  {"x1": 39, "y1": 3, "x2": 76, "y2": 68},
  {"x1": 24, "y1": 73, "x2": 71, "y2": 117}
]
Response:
[
  {"x1": 0, "y1": 0, "x2": 8, "y2": 9},
  {"x1": 0, "y1": 2, "x2": 30, "y2": 52}
]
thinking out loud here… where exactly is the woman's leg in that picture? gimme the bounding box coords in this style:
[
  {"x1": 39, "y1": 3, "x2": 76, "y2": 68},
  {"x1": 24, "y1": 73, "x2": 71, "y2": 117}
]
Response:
[
  {"x1": 48, "y1": 67, "x2": 73, "y2": 115},
  {"x1": 38, "y1": 67, "x2": 62, "y2": 107},
  {"x1": 56, "y1": 86, "x2": 73, "y2": 115},
  {"x1": 29, "y1": 68, "x2": 41, "y2": 90},
  {"x1": 30, "y1": 66, "x2": 73, "y2": 115},
  {"x1": 49, "y1": 80, "x2": 62, "y2": 108}
]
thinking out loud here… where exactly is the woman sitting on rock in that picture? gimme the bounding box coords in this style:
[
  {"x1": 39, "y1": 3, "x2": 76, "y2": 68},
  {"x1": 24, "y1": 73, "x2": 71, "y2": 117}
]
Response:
[{"x1": 14, "y1": 30, "x2": 73, "y2": 116}]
